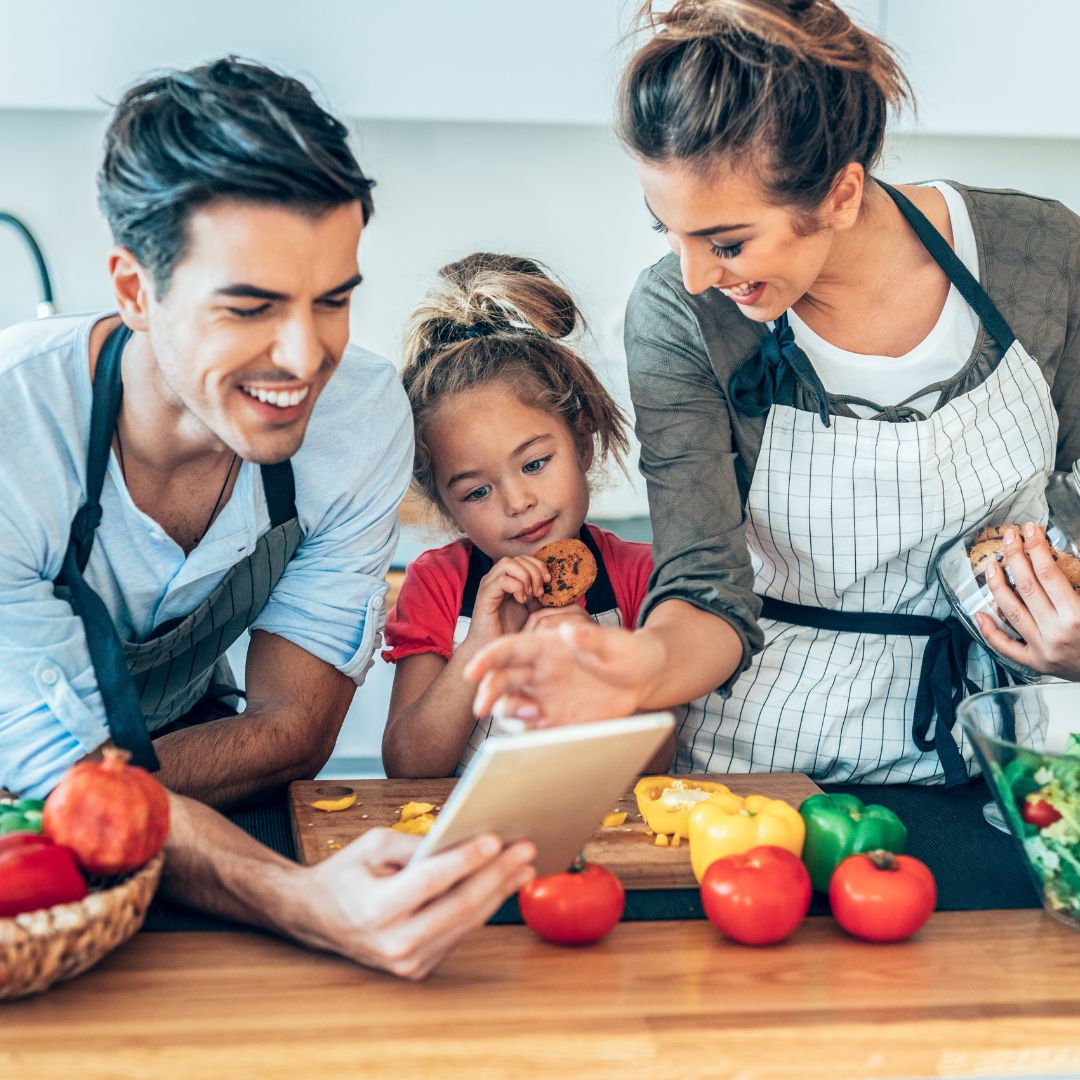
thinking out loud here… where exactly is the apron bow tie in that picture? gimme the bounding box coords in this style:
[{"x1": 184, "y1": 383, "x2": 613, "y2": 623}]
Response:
[{"x1": 728, "y1": 312, "x2": 832, "y2": 427}]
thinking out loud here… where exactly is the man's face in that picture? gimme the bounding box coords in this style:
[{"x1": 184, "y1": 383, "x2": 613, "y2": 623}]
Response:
[{"x1": 142, "y1": 199, "x2": 364, "y2": 464}]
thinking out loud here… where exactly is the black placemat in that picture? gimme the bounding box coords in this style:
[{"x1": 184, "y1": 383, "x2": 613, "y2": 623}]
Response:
[
  {"x1": 144, "y1": 779, "x2": 1041, "y2": 931},
  {"x1": 143, "y1": 800, "x2": 297, "y2": 932}
]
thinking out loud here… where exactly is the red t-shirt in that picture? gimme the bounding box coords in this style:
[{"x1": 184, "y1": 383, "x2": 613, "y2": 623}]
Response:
[{"x1": 382, "y1": 524, "x2": 653, "y2": 663}]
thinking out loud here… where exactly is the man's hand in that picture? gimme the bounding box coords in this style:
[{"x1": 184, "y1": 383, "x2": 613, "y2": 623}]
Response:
[
  {"x1": 975, "y1": 523, "x2": 1080, "y2": 679},
  {"x1": 293, "y1": 829, "x2": 536, "y2": 980},
  {"x1": 162, "y1": 792, "x2": 535, "y2": 981}
]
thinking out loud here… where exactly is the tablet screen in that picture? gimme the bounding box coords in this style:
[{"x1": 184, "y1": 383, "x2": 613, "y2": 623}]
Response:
[{"x1": 410, "y1": 712, "x2": 674, "y2": 876}]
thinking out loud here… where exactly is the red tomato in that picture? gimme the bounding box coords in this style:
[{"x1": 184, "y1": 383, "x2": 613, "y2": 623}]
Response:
[
  {"x1": 699, "y1": 845, "x2": 811, "y2": 946},
  {"x1": 829, "y1": 851, "x2": 936, "y2": 943},
  {"x1": 0, "y1": 834, "x2": 87, "y2": 918},
  {"x1": 1021, "y1": 795, "x2": 1062, "y2": 830},
  {"x1": 519, "y1": 860, "x2": 625, "y2": 945}
]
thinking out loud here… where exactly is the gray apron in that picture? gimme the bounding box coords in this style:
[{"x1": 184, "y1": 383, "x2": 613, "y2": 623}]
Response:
[{"x1": 53, "y1": 323, "x2": 302, "y2": 769}]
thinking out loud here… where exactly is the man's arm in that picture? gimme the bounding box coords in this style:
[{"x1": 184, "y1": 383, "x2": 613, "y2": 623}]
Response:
[
  {"x1": 152, "y1": 630, "x2": 354, "y2": 808},
  {"x1": 162, "y1": 790, "x2": 536, "y2": 980}
]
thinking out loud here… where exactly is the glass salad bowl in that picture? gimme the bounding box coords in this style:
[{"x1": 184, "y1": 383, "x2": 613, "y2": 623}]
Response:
[{"x1": 958, "y1": 682, "x2": 1080, "y2": 930}]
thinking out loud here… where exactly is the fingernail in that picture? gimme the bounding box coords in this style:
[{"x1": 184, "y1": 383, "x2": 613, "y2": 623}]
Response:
[
  {"x1": 515, "y1": 704, "x2": 540, "y2": 720},
  {"x1": 1023, "y1": 523, "x2": 1037, "y2": 539},
  {"x1": 985, "y1": 563, "x2": 998, "y2": 580},
  {"x1": 477, "y1": 835, "x2": 500, "y2": 858},
  {"x1": 1003, "y1": 528, "x2": 1017, "y2": 545}
]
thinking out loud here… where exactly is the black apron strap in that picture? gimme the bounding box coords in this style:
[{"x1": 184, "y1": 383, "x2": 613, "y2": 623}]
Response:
[
  {"x1": 730, "y1": 180, "x2": 1019, "y2": 423},
  {"x1": 459, "y1": 545, "x2": 494, "y2": 620},
  {"x1": 260, "y1": 460, "x2": 297, "y2": 528},
  {"x1": 577, "y1": 525, "x2": 618, "y2": 614},
  {"x1": 878, "y1": 181, "x2": 1017, "y2": 353},
  {"x1": 459, "y1": 527, "x2": 619, "y2": 620},
  {"x1": 59, "y1": 322, "x2": 159, "y2": 771},
  {"x1": 759, "y1": 596, "x2": 978, "y2": 787}
]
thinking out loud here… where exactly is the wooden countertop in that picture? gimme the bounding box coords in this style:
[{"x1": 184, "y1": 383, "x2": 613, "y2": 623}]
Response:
[{"x1": 3, "y1": 910, "x2": 1079, "y2": 1079}]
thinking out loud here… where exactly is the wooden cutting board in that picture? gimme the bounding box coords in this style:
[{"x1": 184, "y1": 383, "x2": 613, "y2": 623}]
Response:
[{"x1": 289, "y1": 772, "x2": 822, "y2": 889}]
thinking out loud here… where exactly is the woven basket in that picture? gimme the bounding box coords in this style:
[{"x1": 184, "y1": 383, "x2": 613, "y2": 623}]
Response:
[{"x1": 0, "y1": 851, "x2": 164, "y2": 1001}]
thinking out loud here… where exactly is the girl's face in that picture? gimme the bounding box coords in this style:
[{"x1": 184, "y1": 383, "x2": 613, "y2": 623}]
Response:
[
  {"x1": 638, "y1": 159, "x2": 861, "y2": 322},
  {"x1": 428, "y1": 381, "x2": 592, "y2": 560}
]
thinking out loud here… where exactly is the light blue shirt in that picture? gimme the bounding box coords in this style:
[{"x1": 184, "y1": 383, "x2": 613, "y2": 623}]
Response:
[{"x1": 0, "y1": 313, "x2": 412, "y2": 797}]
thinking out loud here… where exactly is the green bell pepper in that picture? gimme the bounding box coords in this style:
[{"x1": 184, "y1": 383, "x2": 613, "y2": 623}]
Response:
[{"x1": 799, "y1": 793, "x2": 908, "y2": 892}]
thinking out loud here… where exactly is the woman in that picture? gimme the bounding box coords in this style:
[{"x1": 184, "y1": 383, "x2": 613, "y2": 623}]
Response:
[{"x1": 467, "y1": 0, "x2": 1080, "y2": 785}]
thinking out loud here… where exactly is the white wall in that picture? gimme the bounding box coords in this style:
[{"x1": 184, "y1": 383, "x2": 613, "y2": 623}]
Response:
[{"x1": 3, "y1": 60, "x2": 1080, "y2": 766}]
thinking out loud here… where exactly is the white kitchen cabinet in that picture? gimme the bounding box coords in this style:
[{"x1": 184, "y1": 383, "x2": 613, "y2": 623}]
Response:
[
  {"x1": 0, "y1": 0, "x2": 629, "y2": 124},
  {"x1": 883, "y1": 0, "x2": 1080, "y2": 138}
]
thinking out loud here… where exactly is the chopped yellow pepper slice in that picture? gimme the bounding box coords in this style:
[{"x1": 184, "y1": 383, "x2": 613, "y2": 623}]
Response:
[
  {"x1": 633, "y1": 776, "x2": 733, "y2": 839},
  {"x1": 399, "y1": 801, "x2": 436, "y2": 822},
  {"x1": 391, "y1": 813, "x2": 437, "y2": 836},
  {"x1": 310, "y1": 793, "x2": 357, "y2": 813},
  {"x1": 654, "y1": 833, "x2": 670, "y2": 847},
  {"x1": 688, "y1": 792, "x2": 805, "y2": 883},
  {"x1": 602, "y1": 811, "x2": 628, "y2": 828}
]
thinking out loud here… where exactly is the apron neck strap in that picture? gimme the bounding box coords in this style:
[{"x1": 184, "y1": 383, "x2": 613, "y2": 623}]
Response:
[
  {"x1": 878, "y1": 181, "x2": 1017, "y2": 352},
  {"x1": 69, "y1": 322, "x2": 129, "y2": 573}
]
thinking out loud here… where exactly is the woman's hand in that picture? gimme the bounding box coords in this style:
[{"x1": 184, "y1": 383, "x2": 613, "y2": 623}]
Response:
[
  {"x1": 466, "y1": 555, "x2": 550, "y2": 646},
  {"x1": 974, "y1": 523, "x2": 1080, "y2": 679},
  {"x1": 463, "y1": 620, "x2": 666, "y2": 727}
]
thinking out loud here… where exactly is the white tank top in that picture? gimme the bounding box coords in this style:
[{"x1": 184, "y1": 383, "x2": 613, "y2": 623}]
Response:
[{"x1": 788, "y1": 181, "x2": 980, "y2": 418}]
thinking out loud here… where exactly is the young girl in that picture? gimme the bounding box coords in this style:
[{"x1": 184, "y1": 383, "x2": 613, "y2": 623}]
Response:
[{"x1": 381, "y1": 252, "x2": 664, "y2": 778}]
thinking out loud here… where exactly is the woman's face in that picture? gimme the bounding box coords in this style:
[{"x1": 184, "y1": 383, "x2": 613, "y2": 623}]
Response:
[{"x1": 638, "y1": 160, "x2": 854, "y2": 322}]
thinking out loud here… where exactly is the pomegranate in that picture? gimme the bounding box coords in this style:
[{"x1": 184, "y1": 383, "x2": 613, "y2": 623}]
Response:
[{"x1": 43, "y1": 747, "x2": 169, "y2": 875}]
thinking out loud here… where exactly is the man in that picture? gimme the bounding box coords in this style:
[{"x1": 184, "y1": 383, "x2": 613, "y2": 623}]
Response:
[{"x1": 0, "y1": 57, "x2": 533, "y2": 979}]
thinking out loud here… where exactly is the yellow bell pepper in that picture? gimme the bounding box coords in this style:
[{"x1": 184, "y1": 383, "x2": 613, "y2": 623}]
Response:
[
  {"x1": 310, "y1": 793, "x2": 357, "y2": 813},
  {"x1": 688, "y1": 792, "x2": 806, "y2": 883},
  {"x1": 391, "y1": 813, "x2": 437, "y2": 835},
  {"x1": 633, "y1": 776, "x2": 733, "y2": 839}
]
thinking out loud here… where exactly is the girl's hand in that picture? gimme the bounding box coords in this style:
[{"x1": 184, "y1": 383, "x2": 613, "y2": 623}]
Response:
[
  {"x1": 467, "y1": 555, "x2": 550, "y2": 646},
  {"x1": 974, "y1": 523, "x2": 1080, "y2": 679},
  {"x1": 464, "y1": 620, "x2": 666, "y2": 727},
  {"x1": 522, "y1": 603, "x2": 593, "y2": 635}
]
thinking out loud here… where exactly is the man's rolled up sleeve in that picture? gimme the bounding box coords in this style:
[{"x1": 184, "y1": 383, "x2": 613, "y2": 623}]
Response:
[
  {"x1": 0, "y1": 507, "x2": 110, "y2": 797},
  {"x1": 249, "y1": 370, "x2": 414, "y2": 685}
]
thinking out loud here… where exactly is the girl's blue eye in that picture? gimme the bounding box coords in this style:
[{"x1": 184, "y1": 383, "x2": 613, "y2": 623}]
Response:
[
  {"x1": 710, "y1": 241, "x2": 744, "y2": 259},
  {"x1": 463, "y1": 485, "x2": 491, "y2": 502},
  {"x1": 522, "y1": 456, "x2": 550, "y2": 474},
  {"x1": 650, "y1": 217, "x2": 668, "y2": 235}
]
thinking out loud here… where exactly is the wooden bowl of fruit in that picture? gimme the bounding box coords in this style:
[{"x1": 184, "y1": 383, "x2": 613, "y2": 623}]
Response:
[{"x1": 0, "y1": 749, "x2": 169, "y2": 1001}]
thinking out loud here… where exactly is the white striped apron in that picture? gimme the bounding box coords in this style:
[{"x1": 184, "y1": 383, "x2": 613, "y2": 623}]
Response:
[{"x1": 677, "y1": 183, "x2": 1057, "y2": 785}]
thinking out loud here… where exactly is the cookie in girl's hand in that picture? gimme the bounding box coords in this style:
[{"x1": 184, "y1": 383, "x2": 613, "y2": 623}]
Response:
[{"x1": 535, "y1": 538, "x2": 598, "y2": 607}]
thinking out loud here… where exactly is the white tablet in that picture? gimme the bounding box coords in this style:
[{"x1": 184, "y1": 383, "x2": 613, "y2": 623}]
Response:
[{"x1": 410, "y1": 712, "x2": 674, "y2": 876}]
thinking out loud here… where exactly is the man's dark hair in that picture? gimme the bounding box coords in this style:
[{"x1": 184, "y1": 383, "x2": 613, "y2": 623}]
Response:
[{"x1": 98, "y1": 56, "x2": 375, "y2": 294}]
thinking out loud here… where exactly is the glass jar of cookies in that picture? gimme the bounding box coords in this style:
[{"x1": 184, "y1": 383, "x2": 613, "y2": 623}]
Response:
[{"x1": 935, "y1": 472, "x2": 1080, "y2": 683}]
